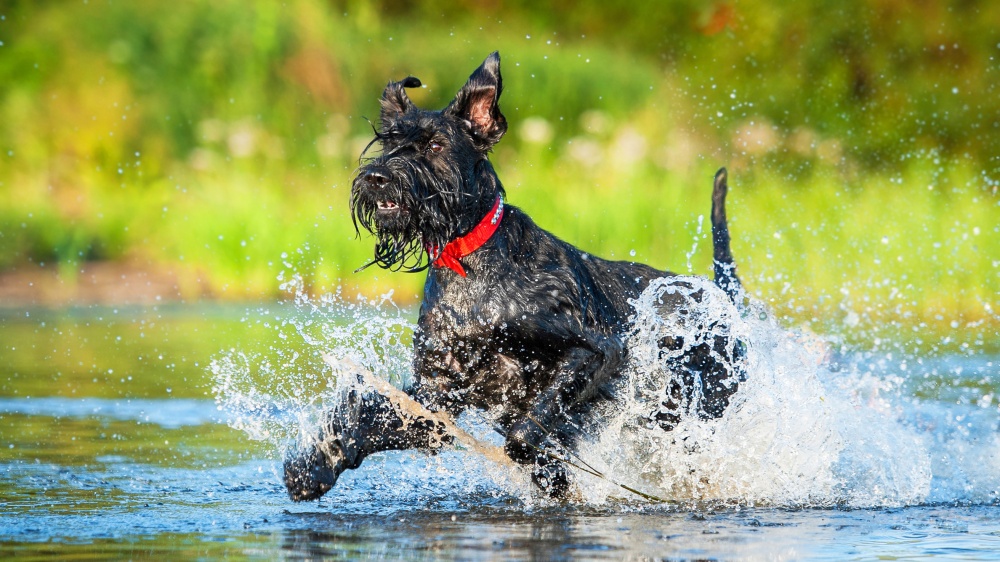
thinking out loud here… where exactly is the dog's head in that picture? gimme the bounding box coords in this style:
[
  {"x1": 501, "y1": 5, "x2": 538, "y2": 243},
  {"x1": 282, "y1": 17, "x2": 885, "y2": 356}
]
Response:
[{"x1": 351, "y1": 52, "x2": 508, "y2": 272}]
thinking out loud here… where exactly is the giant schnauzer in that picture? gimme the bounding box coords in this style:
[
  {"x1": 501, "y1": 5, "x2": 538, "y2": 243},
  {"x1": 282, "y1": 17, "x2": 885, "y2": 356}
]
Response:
[{"x1": 284, "y1": 52, "x2": 745, "y2": 500}]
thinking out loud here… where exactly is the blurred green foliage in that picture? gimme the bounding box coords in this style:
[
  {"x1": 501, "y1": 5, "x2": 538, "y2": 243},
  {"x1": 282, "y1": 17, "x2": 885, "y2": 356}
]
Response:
[{"x1": 0, "y1": 0, "x2": 996, "y2": 348}]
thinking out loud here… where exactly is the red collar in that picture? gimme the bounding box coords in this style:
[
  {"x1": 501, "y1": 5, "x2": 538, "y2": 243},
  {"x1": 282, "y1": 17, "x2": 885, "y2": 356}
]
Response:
[{"x1": 428, "y1": 195, "x2": 504, "y2": 277}]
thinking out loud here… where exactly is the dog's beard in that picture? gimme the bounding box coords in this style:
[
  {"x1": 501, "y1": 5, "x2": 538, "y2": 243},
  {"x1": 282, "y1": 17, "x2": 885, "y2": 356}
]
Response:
[
  {"x1": 372, "y1": 235, "x2": 428, "y2": 273},
  {"x1": 350, "y1": 166, "x2": 467, "y2": 273},
  {"x1": 350, "y1": 186, "x2": 426, "y2": 273}
]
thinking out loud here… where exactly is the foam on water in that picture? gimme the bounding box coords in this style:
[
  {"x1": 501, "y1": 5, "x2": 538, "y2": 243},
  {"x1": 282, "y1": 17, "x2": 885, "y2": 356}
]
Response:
[{"x1": 211, "y1": 274, "x2": 998, "y2": 509}]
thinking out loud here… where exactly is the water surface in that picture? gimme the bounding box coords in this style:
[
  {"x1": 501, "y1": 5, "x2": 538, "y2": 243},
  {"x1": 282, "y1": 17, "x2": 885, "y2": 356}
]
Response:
[{"x1": 1, "y1": 303, "x2": 998, "y2": 560}]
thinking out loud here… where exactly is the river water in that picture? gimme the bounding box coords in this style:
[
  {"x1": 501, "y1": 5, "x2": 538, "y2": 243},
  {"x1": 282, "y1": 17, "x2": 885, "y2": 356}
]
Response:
[{"x1": 1, "y1": 294, "x2": 998, "y2": 560}]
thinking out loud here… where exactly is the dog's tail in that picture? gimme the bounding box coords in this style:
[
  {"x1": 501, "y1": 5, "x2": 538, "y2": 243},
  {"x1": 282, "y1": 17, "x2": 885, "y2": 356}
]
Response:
[{"x1": 711, "y1": 167, "x2": 743, "y2": 304}]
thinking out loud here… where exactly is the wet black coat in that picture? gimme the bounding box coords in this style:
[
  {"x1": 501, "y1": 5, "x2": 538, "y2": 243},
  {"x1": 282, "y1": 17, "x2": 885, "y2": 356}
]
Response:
[{"x1": 283, "y1": 52, "x2": 743, "y2": 501}]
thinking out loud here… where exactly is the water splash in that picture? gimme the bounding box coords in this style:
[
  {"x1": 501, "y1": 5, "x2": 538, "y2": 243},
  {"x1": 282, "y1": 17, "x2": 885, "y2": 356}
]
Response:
[
  {"x1": 210, "y1": 273, "x2": 533, "y2": 503},
  {"x1": 210, "y1": 272, "x2": 415, "y2": 455},
  {"x1": 211, "y1": 274, "x2": 997, "y2": 509},
  {"x1": 582, "y1": 276, "x2": 932, "y2": 507}
]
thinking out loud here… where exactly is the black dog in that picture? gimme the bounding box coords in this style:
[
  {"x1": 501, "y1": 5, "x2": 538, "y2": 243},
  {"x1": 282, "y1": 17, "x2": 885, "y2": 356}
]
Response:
[{"x1": 284, "y1": 52, "x2": 745, "y2": 501}]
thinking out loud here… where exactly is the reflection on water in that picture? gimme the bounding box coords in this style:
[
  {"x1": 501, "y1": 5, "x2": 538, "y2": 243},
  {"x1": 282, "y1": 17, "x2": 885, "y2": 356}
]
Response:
[{"x1": 1, "y1": 304, "x2": 999, "y2": 559}]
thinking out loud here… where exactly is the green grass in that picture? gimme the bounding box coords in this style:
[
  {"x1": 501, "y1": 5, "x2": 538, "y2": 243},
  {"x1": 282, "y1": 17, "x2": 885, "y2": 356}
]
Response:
[{"x1": 0, "y1": 0, "x2": 997, "y2": 352}]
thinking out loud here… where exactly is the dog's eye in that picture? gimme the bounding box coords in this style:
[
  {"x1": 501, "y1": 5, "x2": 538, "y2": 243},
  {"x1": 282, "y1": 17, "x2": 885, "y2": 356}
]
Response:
[{"x1": 428, "y1": 142, "x2": 443, "y2": 154}]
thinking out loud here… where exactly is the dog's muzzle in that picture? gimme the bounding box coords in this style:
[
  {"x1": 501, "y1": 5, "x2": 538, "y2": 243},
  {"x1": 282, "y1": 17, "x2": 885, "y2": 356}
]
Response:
[{"x1": 357, "y1": 167, "x2": 404, "y2": 218}]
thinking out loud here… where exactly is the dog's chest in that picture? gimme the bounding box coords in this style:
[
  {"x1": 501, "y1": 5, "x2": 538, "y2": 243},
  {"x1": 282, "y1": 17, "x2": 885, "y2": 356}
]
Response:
[{"x1": 413, "y1": 281, "x2": 558, "y2": 412}]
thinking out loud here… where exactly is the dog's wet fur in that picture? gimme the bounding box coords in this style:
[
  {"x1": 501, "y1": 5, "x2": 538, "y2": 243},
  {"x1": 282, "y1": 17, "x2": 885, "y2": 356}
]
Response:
[{"x1": 284, "y1": 52, "x2": 746, "y2": 501}]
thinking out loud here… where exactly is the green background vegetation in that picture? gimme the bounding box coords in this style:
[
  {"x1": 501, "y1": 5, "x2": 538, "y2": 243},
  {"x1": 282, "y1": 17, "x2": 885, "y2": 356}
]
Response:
[{"x1": 0, "y1": 0, "x2": 997, "y2": 351}]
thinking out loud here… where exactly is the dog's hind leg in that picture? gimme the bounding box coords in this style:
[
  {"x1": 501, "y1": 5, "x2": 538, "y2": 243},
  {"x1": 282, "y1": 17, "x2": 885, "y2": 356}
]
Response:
[{"x1": 711, "y1": 167, "x2": 743, "y2": 304}]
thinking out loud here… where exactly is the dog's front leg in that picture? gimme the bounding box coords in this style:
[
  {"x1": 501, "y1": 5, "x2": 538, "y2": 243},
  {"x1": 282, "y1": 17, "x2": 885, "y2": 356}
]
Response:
[
  {"x1": 504, "y1": 333, "x2": 626, "y2": 497},
  {"x1": 284, "y1": 385, "x2": 451, "y2": 501}
]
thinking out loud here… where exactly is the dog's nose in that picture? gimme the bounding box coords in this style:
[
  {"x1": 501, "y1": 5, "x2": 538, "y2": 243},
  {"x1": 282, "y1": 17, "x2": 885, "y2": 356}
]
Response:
[{"x1": 364, "y1": 170, "x2": 389, "y2": 188}]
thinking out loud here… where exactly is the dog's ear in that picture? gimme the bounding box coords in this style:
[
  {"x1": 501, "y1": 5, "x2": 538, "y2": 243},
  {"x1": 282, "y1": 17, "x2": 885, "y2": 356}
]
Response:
[
  {"x1": 446, "y1": 51, "x2": 507, "y2": 150},
  {"x1": 380, "y1": 76, "x2": 422, "y2": 123}
]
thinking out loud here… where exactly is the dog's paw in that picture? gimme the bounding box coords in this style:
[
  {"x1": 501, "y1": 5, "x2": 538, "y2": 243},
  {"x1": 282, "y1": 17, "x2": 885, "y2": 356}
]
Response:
[
  {"x1": 283, "y1": 443, "x2": 346, "y2": 502},
  {"x1": 532, "y1": 459, "x2": 571, "y2": 499},
  {"x1": 504, "y1": 418, "x2": 549, "y2": 464}
]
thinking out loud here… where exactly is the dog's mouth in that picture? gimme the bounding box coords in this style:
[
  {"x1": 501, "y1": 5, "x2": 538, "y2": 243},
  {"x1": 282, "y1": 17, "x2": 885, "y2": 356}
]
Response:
[{"x1": 376, "y1": 200, "x2": 400, "y2": 211}]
